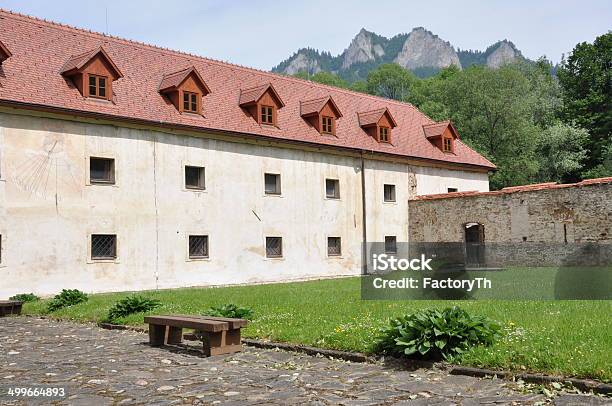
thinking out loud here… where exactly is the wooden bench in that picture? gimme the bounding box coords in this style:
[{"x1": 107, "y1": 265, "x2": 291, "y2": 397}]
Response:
[
  {"x1": 144, "y1": 315, "x2": 248, "y2": 356},
  {"x1": 0, "y1": 300, "x2": 23, "y2": 317}
]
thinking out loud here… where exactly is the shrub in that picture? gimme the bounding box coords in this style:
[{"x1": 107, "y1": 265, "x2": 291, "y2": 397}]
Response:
[
  {"x1": 203, "y1": 303, "x2": 254, "y2": 320},
  {"x1": 107, "y1": 295, "x2": 161, "y2": 322},
  {"x1": 374, "y1": 306, "x2": 501, "y2": 361},
  {"x1": 47, "y1": 289, "x2": 88, "y2": 312},
  {"x1": 9, "y1": 293, "x2": 40, "y2": 302}
]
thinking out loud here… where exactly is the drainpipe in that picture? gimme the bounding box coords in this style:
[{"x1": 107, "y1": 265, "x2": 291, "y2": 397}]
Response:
[{"x1": 361, "y1": 151, "x2": 368, "y2": 275}]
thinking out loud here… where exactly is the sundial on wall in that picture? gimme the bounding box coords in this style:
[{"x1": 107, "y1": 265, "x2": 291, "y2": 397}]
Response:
[{"x1": 10, "y1": 133, "x2": 81, "y2": 201}]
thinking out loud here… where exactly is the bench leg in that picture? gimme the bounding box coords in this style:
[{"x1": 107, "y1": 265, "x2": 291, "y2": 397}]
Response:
[
  {"x1": 148, "y1": 324, "x2": 166, "y2": 346},
  {"x1": 201, "y1": 329, "x2": 243, "y2": 357},
  {"x1": 167, "y1": 326, "x2": 183, "y2": 344}
]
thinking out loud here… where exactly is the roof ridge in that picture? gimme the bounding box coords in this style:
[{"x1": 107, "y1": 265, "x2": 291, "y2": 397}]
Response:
[{"x1": 0, "y1": 8, "x2": 433, "y2": 122}]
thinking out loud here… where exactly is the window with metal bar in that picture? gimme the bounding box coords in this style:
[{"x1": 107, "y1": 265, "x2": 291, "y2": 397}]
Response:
[
  {"x1": 189, "y1": 235, "x2": 209, "y2": 259},
  {"x1": 327, "y1": 237, "x2": 341, "y2": 256},
  {"x1": 384, "y1": 236, "x2": 397, "y2": 254},
  {"x1": 91, "y1": 234, "x2": 117, "y2": 259},
  {"x1": 264, "y1": 173, "x2": 281, "y2": 195},
  {"x1": 266, "y1": 237, "x2": 282, "y2": 258},
  {"x1": 384, "y1": 184, "x2": 396, "y2": 202}
]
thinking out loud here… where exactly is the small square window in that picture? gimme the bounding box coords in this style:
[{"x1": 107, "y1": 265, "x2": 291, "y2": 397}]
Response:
[
  {"x1": 321, "y1": 116, "x2": 334, "y2": 134},
  {"x1": 327, "y1": 237, "x2": 341, "y2": 256},
  {"x1": 185, "y1": 166, "x2": 205, "y2": 190},
  {"x1": 261, "y1": 105, "x2": 274, "y2": 124},
  {"x1": 325, "y1": 179, "x2": 340, "y2": 199},
  {"x1": 266, "y1": 237, "x2": 282, "y2": 258},
  {"x1": 447, "y1": 188, "x2": 458, "y2": 193},
  {"x1": 183, "y1": 91, "x2": 199, "y2": 113},
  {"x1": 91, "y1": 234, "x2": 117, "y2": 260},
  {"x1": 90, "y1": 157, "x2": 115, "y2": 184},
  {"x1": 189, "y1": 235, "x2": 209, "y2": 259},
  {"x1": 264, "y1": 173, "x2": 281, "y2": 195},
  {"x1": 88, "y1": 74, "x2": 108, "y2": 99},
  {"x1": 443, "y1": 137, "x2": 453, "y2": 152},
  {"x1": 384, "y1": 184, "x2": 396, "y2": 202},
  {"x1": 379, "y1": 126, "x2": 390, "y2": 143},
  {"x1": 384, "y1": 236, "x2": 397, "y2": 254}
]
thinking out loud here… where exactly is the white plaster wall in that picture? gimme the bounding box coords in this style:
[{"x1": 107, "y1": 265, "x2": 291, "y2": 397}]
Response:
[
  {"x1": 0, "y1": 112, "x2": 489, "y2": 297},
  {"x1": 413, "y1": 165, "x2": 490, "y2": 196}
]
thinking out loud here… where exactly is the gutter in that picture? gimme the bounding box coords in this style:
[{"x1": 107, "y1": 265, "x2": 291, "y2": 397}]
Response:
[{"x1": 361, "y1": 150, "x2": 368, "y2": 275}]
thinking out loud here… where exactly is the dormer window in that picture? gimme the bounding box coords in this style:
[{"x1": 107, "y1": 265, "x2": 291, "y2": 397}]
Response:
[
  {"x1": 88, "y1": 75, "x2": 107, "y2": 99},
  {"x1": 261, "y1": 105, "x2": 274, "y2": 124},
  {"x1": 300, "y1": 96, "x2": 342, "y2": 135},
  {"x1": 240, "y1": 83, "x2": 285, "y2": 127},
  {"x1": 358, "y1": 108, "x2": 397, "y2": 143},
  {"x1": 183, "y1": 91, "x2": 199, "y2": 113},
  {"x1": 0, "y1": 41, "x2": 11, "y2": 65},
  {"x1": 423, "y1": 120, "x2": 459, "y2": 154},
  {"x1": 60, "y1": 46, "x2": 123, "y2": 101},
  {"x1": 379, "y1": 126, "x2": 390, "y2": 143},
  {"x1": 159, "y1": 66, "x2": 210, "y2": 115}
]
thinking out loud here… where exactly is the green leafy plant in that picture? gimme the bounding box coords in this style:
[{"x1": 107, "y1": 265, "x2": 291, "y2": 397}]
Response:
[
  {"x1": 107, "y1": 295, "x2": 161, "y2": 322},
  {"x1": 374, "y1": 306, "x2": 501, "y2": 361},
  {"x1": 47, "y1": 289, "x2": 88, "y2": 312},
  {"x1": 9, "y1": 293, "x2": 40, "y2": 302},
  {"x1": 203, "y1": 303, "x2": 254, "y2": 320}
]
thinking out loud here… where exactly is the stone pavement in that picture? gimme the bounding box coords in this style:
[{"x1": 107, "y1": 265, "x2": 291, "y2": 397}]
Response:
[{"x1": 0, "y1": 317, "x2": 608, "y2": 405}]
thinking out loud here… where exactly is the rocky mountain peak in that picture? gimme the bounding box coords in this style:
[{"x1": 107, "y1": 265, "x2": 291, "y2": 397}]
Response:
[
  {"x1": 281, "y1": 50, "x2": 322, "y2": 75},
  {"x1": 394, "y1": 27, "x2": 461, "y2": 70},
  {"x1": 341, "y1": 28, "x2": 385, "y2": 69},
  {"x1": 486, "y1": 40, "x2": 523, "y2": 68}
]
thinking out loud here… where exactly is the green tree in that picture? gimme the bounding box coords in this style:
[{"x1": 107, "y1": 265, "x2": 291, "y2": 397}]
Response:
[
  {"x1": 536, "y1": 122, "x2": 588, "y2": 182},
  {"x1": 557, "y1": 32, "x2": 612, "y2": 177},
  {"x1": 292, "y1": 71, "x2": 350, "y2": 89},
  {"x1": 365, "y1": 64, "x2": 418, "y2": 101}
]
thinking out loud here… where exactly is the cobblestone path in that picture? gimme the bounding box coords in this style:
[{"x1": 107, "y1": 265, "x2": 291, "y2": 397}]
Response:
[{"x1": 0, "y1": 317, "x2": 608, "y2": 405}]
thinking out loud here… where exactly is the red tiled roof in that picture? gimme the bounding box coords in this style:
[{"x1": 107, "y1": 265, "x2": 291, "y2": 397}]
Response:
[
  {"x1": 357, "y1": 108, "x2": 397, "y2": 128},
  {"x1": 300, "y1": 96, "x2": 342, "y2": 117},
  {"x1": 412, "y1": 177, "x2": 612, "y2": 201},
  {"x1": 159, "y1": 66, "x2": 210, "y2": 94},
  {"x1": 238, "y1": 83, "x2": 284, "y2": 107},
  {"x1": 59, "y1": 46, "x2": 123, "y2": 78},
  {"x1": 422, "y1": 120, "x2": 449, "y2": 138},
  {"x1": 0, "y1": 9, "x2": 495, "y2": 170}
]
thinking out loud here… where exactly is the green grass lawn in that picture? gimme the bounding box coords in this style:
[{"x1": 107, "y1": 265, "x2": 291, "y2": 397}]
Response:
[{"x1": 22, "y1": 277, "x2": 612, "y2": 382}]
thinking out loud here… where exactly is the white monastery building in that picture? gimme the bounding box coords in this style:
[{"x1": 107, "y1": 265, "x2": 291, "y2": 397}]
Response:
[{"x1": 0, "y1": 10, "x2": 494, "y2": 297}]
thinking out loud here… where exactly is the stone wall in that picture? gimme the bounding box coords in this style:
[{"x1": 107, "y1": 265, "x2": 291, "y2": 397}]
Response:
[{"x1": 407, "y1": 179, "x2": 612, "y2": 266}]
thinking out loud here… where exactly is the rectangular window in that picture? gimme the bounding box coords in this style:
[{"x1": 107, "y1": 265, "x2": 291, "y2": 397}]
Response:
[
  {"x1": 91, "y1": 234, "x2": 117, "y2": 260},
  {"x1": 321, "y1": 116, "x2": 334, "y2": 134},
  {"x1": 325, "y1": 178, "x2": 340, "y2": 199},
  {"x1": 327, "y1": 237, "x2": 341, "y2": 256},
  {"x1": 384, "y1": 184, "x2": 396, "y2": 202},
  {"x1": 188, "y1": 235, "x2": 209, "y2": 259},
  {"x1": 443, "y1": 137, "x2": 452, "y2": 152},
  {"x1": 185, "y1": 166, "x2": 205, "y2": 190},
  {"x1": 379, "y1": 126, "x2": 390, "y2": 143},
  {"x1": 90, "y1": 157, "x2": 115, "y2": 184},
  {"x1": 447, "y1": 188, "x2": 458, "y2": 193},
  {"x1": 183, "y1": 91, "x2": 198, "y2": 112},
  {"x1": 384, "y1": 236, "x2": 397, "y2": 254},
  {"x1": 261, "y1": 105, "x2": 274, "y2": 124},
  {"x1": 264, "y1": 173, "x2": 281, "y2": 195},
  {"x1": 88, "y1": 74, "x2": 108, "y2": 99},
  {"x1": 266, "y1": 237, "x2": 282, "y2": 258}
]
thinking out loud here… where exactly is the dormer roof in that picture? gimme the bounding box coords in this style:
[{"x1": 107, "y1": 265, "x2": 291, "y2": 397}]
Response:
[
  {"x1": 60, "y1": 46, "x2": 123, "y2": 79},
  {"x1": 358, "y1": 108, "x2": 397, "y2": 128},
  {"x1": 300, "y1": 96, "x2": 342, "y2": 118},
  {"x1": 422, "y1": 120, "x2": 459, "y2": 139},
  {"x1": 239, "y1": 83, "x2": 285, "y2": 107},
  {"x1": 0, "y1": 41, "x2": 11, "y2": 63},
  {"x1": 159, "y1": 66, "x2": 210, "y2": 95}
]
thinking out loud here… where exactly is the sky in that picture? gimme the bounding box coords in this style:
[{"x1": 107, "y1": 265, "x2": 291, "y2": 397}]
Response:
[{"x1": 1, "y1": 0, "x2": 610, "y2": 70}]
